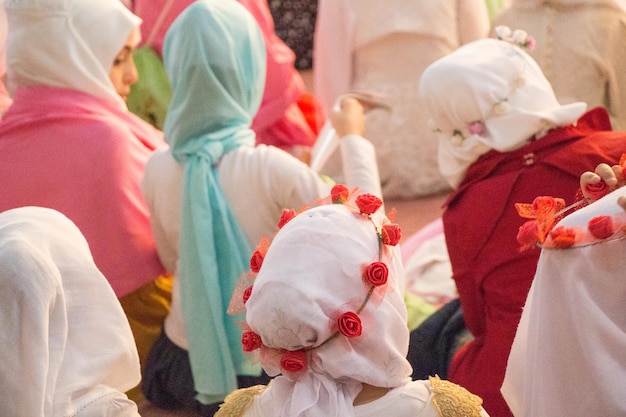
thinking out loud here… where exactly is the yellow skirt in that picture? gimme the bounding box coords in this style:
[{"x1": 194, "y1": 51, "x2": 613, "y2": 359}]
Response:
[{"x1": 119, "y1": 273, "x2": 173, "y2": 402}]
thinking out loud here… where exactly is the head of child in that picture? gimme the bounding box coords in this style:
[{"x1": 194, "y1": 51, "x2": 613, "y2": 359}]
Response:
[
  {"x1": 5, "y1": 0, "x2": 141, "y2": 106},
  {"x1": 233, "y1": 187, "x2": 410, "y2": 417},
  {"x1": 419, "y1": 28, "x2": 587, "y2": 188}
]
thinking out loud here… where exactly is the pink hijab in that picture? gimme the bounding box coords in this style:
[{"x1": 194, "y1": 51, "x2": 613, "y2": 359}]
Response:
[
  {"x1": 0, "y1": 0, "x2": 166, "y2": 297},
  {"x1": 132, "y1": 0, "x2": 316, "y2": 149}
]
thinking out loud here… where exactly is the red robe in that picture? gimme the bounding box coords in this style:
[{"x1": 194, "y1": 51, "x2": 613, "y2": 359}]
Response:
[{"x1": 444, "y1": 107, "x2": 626, "y2": 417}]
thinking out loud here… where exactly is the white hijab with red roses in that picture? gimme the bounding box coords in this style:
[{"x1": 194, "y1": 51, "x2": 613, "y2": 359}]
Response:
[{"x1": 243, "y1": 200, "x2": 412, "y2": 417}]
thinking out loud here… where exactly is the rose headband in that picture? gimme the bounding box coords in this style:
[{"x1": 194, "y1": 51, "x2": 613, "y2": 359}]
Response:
[
  {"x1": 228, "y1": 185, "x2": 402, "y2": 375},
  {"x1": 516, "y1": 154, "x2": 626, "y2": 250}
]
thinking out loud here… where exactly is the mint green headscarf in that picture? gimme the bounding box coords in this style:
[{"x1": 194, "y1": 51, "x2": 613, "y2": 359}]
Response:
[{"x1": 162, "y1": 0, "x2": 266, "y2": 405}]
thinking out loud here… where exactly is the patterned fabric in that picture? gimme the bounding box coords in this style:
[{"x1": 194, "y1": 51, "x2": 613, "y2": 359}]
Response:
[
  {"x1": 268, "y1": 0, "x2": 317, "y2": 70},
  {"x1": 430, "y1": 375, "x2": 483, "y2": 417}
]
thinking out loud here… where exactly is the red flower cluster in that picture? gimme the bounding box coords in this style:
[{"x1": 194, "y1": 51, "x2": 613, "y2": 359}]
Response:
[
  {"x1": 249, "y1": 250, "x2": 264, "y2": 273},
  {"x1": 548, "y1": 226, "x2": 576, "y2": 249},
  {"x1": 337, "y1": 311, "x2": 362, "y2": 338},
  {"x1": 363, "y1": 261, "x2": 388, "y2": 286},
  {"x1": 242, "y1": 286, "x2": 253, "y2": 304},
  {"x1": 277, "y1": 208, "x2": 297, "y2": 229},
  {"x1": 588, "y1": 215, "x2": 614, "y2": 240},
  {"x1": 280, "y1": 350, "x2": 308, "y2": 373},
  {"x1": 242, "y1": 331, "x2": 262, "y2": 352},
  {"x1": 382, "y1": 223, "x2": 401, "y2": 246},
  {"x1": 517, "y1": 220, "x2": 540, "y2": 251},
  {"x1": 331, "y1": 184, "x2": 350, "y2": 204},
  {"x1": 515, "y1": 195, "x2": 566, "y2": 250},
  {"x1": 355, "y1": 193, "x2": 383, "y2": 215},
  {"x1": 584, "y1": 181, "x2": 610, "y2": 202}
]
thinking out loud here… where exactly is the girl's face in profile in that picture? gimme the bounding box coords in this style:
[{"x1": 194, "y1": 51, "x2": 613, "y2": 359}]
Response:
[{"x1": 109, "y1": 31, "x2": 139, "y2": 102}]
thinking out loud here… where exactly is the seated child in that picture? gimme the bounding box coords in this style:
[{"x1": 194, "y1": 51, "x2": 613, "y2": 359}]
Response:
[{"x1": 217, "y1": 188, "x2": 490, "y2": 417}]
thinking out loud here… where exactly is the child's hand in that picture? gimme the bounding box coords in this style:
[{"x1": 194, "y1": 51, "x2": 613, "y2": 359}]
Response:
[
  {"x1": 580, "y1": 163, "x2": 624, "y2": 201},
  {"x1": 330, "y1": 97, "x2": 365, "y2": 138}
]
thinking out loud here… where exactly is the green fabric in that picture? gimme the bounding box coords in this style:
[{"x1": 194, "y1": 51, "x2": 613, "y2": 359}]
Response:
[
  {"x1": 162, "y1": 0, "x2": 267, "y2": 405},
  {"x1": 127, "y1": 46, "x2": 172, "y2": 130},
  {"x1": 405, "y1": 293, "x2": 438, "y2": 331},
  {"x1": 485, "y1": 0, "x2": 507, "y2": 20}
]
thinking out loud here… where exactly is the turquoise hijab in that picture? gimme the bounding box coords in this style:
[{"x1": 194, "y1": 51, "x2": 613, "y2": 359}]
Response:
[{"x1": 162, "y1": 0, "x2": 266, "y2": 404}]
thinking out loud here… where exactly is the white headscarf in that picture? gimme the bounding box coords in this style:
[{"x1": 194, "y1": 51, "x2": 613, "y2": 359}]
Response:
[
  {"x1": 502, "y1": 188, "x2": 626, "y2": 416},
  {"x1": 419, "y1": 37, "x2": 587, "y2": 188},
  {"x1": 4, "y1": 0, "x2": 141, "y2": 109},
  {"x1": 0, "y1": 207, "x2": 141, "y2": 417},
  {"x1": 244, "y1": 202, "x2": 412, "y2": 417}
]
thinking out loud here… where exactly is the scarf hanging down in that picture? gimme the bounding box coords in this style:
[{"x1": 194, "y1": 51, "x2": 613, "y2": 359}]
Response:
[{"x1": 162, "y1": 0, "x2": 267, "y2": 404}]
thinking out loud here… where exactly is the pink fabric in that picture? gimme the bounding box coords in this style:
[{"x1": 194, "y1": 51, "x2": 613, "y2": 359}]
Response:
[
  {"x1": 0, "y1": 86, "x2": 166, "y2": 296},
  {"x1": 133, "y1": 0, "x2": 317, "y2": 150},
  {"x1": 400, "y1": 218, "x2": 444, "y2": 263}
]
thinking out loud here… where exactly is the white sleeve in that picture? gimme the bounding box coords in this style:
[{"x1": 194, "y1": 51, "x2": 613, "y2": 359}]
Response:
[{"x1": 340, "y1": 134, "x2": 382, "y2": 198}]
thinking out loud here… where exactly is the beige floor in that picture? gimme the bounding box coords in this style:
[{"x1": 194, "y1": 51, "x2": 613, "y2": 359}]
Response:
[{"x1": 137, "y1": 192, "x2": 450, "y2": 416}]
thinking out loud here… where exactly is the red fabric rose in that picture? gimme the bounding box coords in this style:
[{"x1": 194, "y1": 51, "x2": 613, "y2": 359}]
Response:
[
  {"x1": 588, "y1": 215, "x2": 614, "y2": 240},
  {"x1": 250, "y1": 250, "x2": 264, "y2": 273},
  {"x1": 280, "y1": 350, "x2": 307, "y2": 373},
  {"x1": 584, "y1": 181, "x2": 610, "y2": 201},
  {"x1": 241, "y1": 331, "x2": 262, "y2": 352},
  {"x1": 331, "y1": 184, "x2": 350, "y2": 204},
  {"x1": 517, "y1": 220, "x2": 540, "y2": 251},
  {"x1": 277, "y1": 208, "x2": 297, "y2": 229},
  {"x1": 363, "y1": 261, "x2": 388, "y2": 286},
  {"x1": 548, "y1": 226, "x2": 577, "y2": 248},
  {"x1": 381, "y1": 223, "x2": 402, "y2": 246},
  {"x1": 355, "y1": 194, "x2": 383, "y2": 215},
  {"x1": 243, "y1": 286, "x2": 253, "y2": 304},
  {"x1": 337, "y1": 311, "x2": 362, "y2": 338},
  {"x1": 532, "y1": 195, "x2": 560, "y2": 212}
]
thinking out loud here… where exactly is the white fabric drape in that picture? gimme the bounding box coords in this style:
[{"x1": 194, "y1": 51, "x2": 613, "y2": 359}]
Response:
[{"x1": 0, "y1": 207, "x2": 141, "y2": 417}]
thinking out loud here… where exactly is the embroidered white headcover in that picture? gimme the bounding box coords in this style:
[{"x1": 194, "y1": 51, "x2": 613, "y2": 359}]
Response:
[
  {"x1": 419, "y1": 37, "x2": 587, "y2": 188},
  {"x1": 4, "y1": 0, "x2": 141, "y2": 109},
  {"x1": 0, "y1": 207, "x2": 141, "y2": 417},
  {"x1": 243, "y1": 201, "x2": 412, "y2": 417}
]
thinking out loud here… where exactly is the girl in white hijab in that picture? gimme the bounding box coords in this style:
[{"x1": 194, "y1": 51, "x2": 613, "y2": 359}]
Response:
[
  {"x1": 217, "y1": 188, "x2": 490, "y2": 417},
  {"x1": 0, "y1": 206, "x2": 141, "y2": 417}
]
